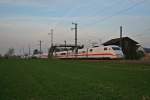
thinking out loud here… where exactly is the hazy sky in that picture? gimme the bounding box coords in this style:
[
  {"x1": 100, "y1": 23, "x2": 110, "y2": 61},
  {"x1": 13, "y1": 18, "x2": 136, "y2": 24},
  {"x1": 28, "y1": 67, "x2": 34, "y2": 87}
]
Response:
[{"x1": 0, "y1": 0, "x2": 150, "y2": 55}]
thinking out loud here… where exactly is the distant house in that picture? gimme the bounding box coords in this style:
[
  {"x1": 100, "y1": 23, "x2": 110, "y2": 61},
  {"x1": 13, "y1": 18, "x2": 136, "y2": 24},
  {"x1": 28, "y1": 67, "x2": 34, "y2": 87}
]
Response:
[
  {"x1": 143, "y1": 48, "x2": 150, "y2": 60},
  {"x1": 143, "y1": 48, "x2": 150, "y2": 54},
  {"x1": 103, "y1": 37, "x2": 139, "y2": 59}
]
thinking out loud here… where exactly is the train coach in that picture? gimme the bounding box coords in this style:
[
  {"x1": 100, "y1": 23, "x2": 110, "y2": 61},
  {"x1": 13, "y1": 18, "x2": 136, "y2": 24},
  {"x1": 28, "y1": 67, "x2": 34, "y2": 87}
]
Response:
[{"x1": 53, "y1": 45, "x2": 124, "y2": 59}]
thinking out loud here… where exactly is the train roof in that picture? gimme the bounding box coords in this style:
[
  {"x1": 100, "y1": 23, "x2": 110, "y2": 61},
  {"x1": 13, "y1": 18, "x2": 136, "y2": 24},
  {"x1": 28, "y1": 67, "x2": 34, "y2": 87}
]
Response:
[
  {"x1": 78, "y1": 45, "x2": 120, "y2": 50},
  {"x1": 105, "y1": 45, "x2": 120, "y2": 47}
]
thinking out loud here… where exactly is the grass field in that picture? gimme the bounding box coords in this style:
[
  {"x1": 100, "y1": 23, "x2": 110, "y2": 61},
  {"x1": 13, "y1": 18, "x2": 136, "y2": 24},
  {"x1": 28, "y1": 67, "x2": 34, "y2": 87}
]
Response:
[{"x1": 0, "y1": 59, "x2": 150, "y2": 100}]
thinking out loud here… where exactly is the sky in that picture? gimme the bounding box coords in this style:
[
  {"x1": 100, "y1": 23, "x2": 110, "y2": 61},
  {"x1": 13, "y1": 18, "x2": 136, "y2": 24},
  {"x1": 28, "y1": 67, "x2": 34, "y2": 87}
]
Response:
[{"x1": 0, "y1": 0, "x2": 150, "y2": 55}]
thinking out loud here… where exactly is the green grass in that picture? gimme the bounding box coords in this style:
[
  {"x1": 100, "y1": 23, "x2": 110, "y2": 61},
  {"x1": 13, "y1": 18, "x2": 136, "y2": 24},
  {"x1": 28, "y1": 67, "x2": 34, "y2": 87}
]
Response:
[{"x1": 0, "y1": 59, "x2": 150, "y2": 100}]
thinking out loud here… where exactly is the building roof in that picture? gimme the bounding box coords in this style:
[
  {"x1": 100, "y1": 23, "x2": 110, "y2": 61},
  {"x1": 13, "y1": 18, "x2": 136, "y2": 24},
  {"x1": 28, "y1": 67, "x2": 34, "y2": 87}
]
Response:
[{"x1": 103, "y1": 37, "x2": 139, "y2": 45}]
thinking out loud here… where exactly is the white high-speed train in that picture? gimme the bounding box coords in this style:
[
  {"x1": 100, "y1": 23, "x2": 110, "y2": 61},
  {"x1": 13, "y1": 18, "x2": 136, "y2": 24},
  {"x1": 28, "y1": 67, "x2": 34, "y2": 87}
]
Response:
[{"x1": 53, "y1": 45, "x2": 124, "y2": 59}]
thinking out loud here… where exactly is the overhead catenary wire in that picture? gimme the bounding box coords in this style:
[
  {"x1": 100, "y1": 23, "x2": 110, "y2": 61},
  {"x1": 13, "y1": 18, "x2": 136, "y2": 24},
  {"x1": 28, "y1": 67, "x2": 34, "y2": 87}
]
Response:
[
  {"x1": 88, "y1": 0, "x2": 123, "y2": 17},
  {"x1": 80, "y1": 0, "x2": 147, "y2": 42},
  {"x1": 52, "y1": 0, "x2": 99, "y2": 30},
  {"x1": 125, "y1": 28, "x2": 150, "y2": 38},
  {"x1": 83, "y1": 0, "x2": 147, "y2": 27},
  {"x1": 52, "y1": 0, "x2": 124, "y2": 30},
  {"x1": 50, "y1": 0, "x2": 148, "y2": 47}
]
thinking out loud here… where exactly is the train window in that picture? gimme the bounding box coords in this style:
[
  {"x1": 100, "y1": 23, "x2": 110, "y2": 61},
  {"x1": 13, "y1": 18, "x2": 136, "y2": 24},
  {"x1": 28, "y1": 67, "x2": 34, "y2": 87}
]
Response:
[
  {"x1": 82, "y1": 51, "x2": 85, "y2": 53},
  {"x1": 89, "y1": 49, "x2": 93, "y2": 52},
  {"x1": 60, "y1": 53, "x2": 66, "y2": 55},
  {"x1": 104, "y1": 48, "x2": 107, "y2": 51},
  {"x1": 112, "y1": 47, "x2": 120, "y2": 50},
  {"x1": 93, "y1": 46, "x2": 99, "y2": 48}
]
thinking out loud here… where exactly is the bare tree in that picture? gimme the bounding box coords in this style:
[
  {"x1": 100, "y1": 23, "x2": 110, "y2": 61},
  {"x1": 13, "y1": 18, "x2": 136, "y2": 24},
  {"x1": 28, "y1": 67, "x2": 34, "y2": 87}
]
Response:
[
  {"x1": 33, "y1": 49, "x2": 39, "y2": 55},
  {"x1": 0, "y1": 54, "x2": 2, "y2": 58},
  {"x1": 5, "y1": 48, "x2": 15, "y2": 57}
]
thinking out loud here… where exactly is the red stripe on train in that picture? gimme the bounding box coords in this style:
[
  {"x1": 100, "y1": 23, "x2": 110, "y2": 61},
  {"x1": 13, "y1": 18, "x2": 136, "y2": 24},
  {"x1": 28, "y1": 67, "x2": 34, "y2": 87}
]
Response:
[
  {"x1": 56, "y1": 53, "x2": 116, "y2": 57},
  {"x1": 76, "y1": 53, "x2": 115, "y2": 56}
]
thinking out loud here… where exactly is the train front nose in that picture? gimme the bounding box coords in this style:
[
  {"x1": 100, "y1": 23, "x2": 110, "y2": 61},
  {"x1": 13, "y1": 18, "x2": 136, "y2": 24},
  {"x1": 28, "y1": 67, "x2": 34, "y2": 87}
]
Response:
[
  {"x1": 116, "y1": 53, "x2": 124, "y2": 58},
  {"x1": 115, "y1": 52, "x2": 124, "y2": 58}
]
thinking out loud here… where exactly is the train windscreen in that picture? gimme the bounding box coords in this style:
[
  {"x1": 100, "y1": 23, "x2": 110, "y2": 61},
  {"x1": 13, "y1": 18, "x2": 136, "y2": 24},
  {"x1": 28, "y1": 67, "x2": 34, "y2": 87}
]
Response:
[{"x1": 112, "y1": 47, "x2": 120, "y2": 50}]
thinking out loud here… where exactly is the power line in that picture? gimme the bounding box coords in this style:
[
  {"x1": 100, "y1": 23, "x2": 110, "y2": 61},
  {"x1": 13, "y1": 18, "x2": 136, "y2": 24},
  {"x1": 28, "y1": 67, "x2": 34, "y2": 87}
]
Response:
[
  {"x1": 80, "y1": 0, "x2": 147, "y2": 37},
  {"x1": 84, "y1": 0, "x2": 147, "y2": 27},
  {"x1": 126, "y1": 28, "x2": 150, "y2": 37},
  {"x1": 130, "y1": 33, "x2": 150, "y2": 38},
  {"x1": 52, "y1": 0, "x2": 123, "y2": 32},
  {"x1": 91, "y1": 0, "x2": 123, "y2": 16},
  {"x1": 52, "y1": 0, "x2": 99, "y2": 29}
]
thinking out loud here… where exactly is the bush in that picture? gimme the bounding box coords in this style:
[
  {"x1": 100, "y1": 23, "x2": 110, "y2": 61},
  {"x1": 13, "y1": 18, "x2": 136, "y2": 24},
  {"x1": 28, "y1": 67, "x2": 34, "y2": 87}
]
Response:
[
  {"x1": 136, "y1": 51, "x2": 145, "y2": 60},
  {"x1": 0, "y1": 54, "x2": 2, "y2": 59}
]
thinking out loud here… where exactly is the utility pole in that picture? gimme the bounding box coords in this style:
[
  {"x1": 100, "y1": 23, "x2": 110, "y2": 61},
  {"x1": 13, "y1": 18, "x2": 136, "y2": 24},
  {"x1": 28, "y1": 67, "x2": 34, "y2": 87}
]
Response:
[
  {"x1": 38, "y1": 40, "x2": 43, "y2": 55},
  {"x1": 120, "y1": 26, "x2": 123, "y2": 49},
  {"x1": 48, "y1": 29, "x2": 54, "y2": 58},
  {"x1": 28, "y1": 44, "x2": 31, "y2": 56},
  {"x1": 48, "y1": 29, "x2": 54, "y2": 47},
  {"x1": 23, "y1": 47, "x2": 24, "y2": 56},
  {"x1": 99, "y1": 39, "x2": 102, "y2": 46},
  {"x1": 71, "y1": 22, "x2": 78, "y2": 54},
  {"x1": 19, "y1": 49, "x2": 22, "y2": 56},
  {"x1": 64, "y1": 40, "x2": 67, "y2": 50}
]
